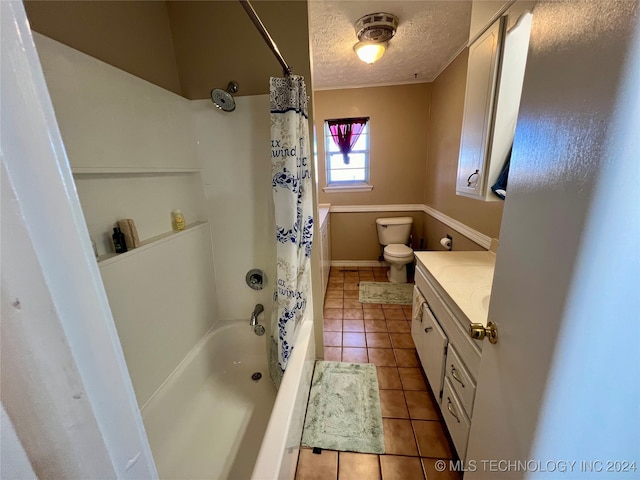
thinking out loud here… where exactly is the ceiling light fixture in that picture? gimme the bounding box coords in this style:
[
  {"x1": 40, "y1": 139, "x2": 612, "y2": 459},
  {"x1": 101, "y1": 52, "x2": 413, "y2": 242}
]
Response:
[{"x1": 353, "y1": 12, "x2": 398, "y2": 65}]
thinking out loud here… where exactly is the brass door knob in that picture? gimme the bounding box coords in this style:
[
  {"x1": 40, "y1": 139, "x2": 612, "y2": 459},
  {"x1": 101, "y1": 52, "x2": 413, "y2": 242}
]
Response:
[{"x1": 469, "y1": 321, "x2": 498, "y2": 344}]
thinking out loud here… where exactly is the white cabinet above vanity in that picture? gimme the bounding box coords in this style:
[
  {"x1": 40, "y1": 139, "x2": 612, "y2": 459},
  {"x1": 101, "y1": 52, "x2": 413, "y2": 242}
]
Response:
[
  {"x1": 457, "y1": 2, "x2": 534, "y2": 201},
  {"x1": 412, "y1": 251, "x2": 496, "y2": 460}
]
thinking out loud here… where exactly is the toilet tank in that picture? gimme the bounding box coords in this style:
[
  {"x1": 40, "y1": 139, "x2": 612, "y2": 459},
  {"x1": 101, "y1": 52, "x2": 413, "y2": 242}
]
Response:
[{"x1": 376, "y1": 217, "x2": 413, "y2": 245}]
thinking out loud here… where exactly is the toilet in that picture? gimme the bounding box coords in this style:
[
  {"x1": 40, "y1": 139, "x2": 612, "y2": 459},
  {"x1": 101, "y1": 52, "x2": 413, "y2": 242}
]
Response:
[{"x1": 376, "y1": 216, "x2": 414, "y2": 284}]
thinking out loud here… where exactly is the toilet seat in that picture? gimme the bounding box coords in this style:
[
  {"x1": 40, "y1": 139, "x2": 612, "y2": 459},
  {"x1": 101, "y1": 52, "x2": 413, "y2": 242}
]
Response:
[{"x1": 384, "y1": 244, "x2": 413, "y2": 258}]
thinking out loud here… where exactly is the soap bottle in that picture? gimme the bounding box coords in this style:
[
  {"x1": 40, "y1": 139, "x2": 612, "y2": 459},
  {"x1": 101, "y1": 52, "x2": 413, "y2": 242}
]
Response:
[
  {"x1": 172, "y1": 209, "x2": 186, "y2": 231},
  {"x1": 112, "y1": 227, "x2": 128, "y2": 254}
]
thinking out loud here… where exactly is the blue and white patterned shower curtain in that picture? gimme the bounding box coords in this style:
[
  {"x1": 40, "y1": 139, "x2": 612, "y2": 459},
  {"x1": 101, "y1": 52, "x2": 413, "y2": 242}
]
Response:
[{"x1": 269, "y1": 75, "x2": 313, "y2": 388}]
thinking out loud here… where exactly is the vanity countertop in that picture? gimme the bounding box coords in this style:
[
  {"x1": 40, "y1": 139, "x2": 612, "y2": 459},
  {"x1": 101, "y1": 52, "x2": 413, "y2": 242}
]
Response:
[{"x1": 414, "y1": 251, "x2": 496, "y2": 326}]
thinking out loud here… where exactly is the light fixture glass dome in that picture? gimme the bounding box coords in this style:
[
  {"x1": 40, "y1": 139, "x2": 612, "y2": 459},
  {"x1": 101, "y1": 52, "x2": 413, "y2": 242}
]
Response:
[{"x1": 354, "y1": 42, "x2": 387, "y2": 64}]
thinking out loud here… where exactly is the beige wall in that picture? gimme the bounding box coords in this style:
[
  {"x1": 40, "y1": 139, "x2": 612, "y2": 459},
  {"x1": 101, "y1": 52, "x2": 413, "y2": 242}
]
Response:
[
  {"x1": 422, "y1": 214, "x2": 486, "y2": 252},
  {"x1": 330, "y1": 212, "x2": 424, "y2": 262},
  {"x1": 168, "y1": 1, "x2": 312, "y2": 99},
  {"x1": 25, "y1": 1, "x2": 182, "y2": 95},
  {"x1": 424, "y1": 49, "x2": 504, "y2": 240},
  {"x1": 25, "y1": 1, "x2": 312, "y2": 99},
  {"x1": 314, "y1": 84, "x2": 431, "y2": 206}
]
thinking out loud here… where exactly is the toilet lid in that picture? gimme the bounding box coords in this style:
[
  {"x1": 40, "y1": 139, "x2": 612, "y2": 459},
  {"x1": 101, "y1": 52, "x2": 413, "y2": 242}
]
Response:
[{"x1": 385, "y1": 244, "x2": 413, "y2": 257}]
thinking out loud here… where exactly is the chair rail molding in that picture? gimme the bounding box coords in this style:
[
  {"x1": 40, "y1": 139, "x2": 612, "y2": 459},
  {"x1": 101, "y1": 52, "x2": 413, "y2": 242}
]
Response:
[{"x1": 327, "y1": 204, "x2": 492, "y2": 250}]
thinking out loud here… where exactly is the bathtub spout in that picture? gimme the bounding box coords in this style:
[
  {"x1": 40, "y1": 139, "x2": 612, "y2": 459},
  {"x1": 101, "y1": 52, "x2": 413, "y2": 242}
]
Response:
[{"x1": 251, "y1": 303, "x2": 264, "y2": 326}]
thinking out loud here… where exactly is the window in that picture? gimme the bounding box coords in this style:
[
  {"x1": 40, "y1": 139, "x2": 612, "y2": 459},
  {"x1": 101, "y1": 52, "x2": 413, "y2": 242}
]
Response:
[{"x1": 324, "y1": 118, "x2": 372, "y2": 192}]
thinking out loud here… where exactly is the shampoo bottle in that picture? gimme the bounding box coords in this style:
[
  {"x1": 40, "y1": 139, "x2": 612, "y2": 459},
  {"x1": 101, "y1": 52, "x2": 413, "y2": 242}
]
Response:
[
  {"x1": 172, "y1": 209, "x2": 186, "y2": 231},
  {"x1": 112, "y1": 227, "x2": 128, "y2": 254}
]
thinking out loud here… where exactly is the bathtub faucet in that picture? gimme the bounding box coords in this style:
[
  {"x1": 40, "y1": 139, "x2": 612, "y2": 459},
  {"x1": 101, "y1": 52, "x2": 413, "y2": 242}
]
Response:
[{"x1": 251, "y1": 304, "x2": 264, "y2": 326}]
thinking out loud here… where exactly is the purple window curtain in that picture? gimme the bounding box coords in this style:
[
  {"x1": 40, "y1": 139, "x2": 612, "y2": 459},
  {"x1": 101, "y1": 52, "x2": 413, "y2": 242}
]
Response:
[{"x1": 327, "y1": 117, "x2": 368, "y2": 165}]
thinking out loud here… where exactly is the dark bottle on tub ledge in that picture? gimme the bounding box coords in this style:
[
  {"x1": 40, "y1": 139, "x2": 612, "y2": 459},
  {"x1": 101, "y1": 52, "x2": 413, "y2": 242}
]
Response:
[{"x1": 112, "y1": 227, "x2": 128, "y2": 254}]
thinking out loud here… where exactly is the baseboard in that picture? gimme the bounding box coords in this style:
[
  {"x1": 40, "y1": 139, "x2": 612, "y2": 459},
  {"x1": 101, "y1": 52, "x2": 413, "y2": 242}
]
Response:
[{"x1": 330, "y1": 260, "x2": 388, "y2": 268}]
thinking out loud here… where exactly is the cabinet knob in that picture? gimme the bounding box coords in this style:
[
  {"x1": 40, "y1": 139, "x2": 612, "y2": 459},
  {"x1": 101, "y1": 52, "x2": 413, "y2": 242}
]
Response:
[
  {"x1": 469, "y1": 321, "x2": 499, "y2": 344},
  {"x1": 424, "y1": 327, "x2": 433, "y2": 333}
]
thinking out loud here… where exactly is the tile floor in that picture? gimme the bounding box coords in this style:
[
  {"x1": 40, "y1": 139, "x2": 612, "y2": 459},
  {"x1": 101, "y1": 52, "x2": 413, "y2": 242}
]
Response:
[{"x1": 295, "y1": 267, "x2": 462, "y2": 480}]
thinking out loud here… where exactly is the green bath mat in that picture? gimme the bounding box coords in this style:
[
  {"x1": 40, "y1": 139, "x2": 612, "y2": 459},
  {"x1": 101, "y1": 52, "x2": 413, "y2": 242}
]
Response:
[
  {"x1": 359, "y1": 281, "x2": 413, "y2": 305},
  {"x1": 301, "y1": 361, "x2": 384, "y2": 454}
]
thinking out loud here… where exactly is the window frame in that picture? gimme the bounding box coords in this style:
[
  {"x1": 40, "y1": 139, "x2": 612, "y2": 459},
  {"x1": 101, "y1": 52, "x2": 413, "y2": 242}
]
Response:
[{"x1": 323, "y1": 118, "x2": 372, "y2": 192}]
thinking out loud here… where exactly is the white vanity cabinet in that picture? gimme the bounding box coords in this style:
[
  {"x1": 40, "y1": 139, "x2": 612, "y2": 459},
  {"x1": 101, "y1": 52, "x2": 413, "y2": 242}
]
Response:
[
  {"x1": 412, "y1": 251, "x2": 495, "y2": 461},
  {"x1": 319, "y1": 210, "x2": 331, "y2": 301}
]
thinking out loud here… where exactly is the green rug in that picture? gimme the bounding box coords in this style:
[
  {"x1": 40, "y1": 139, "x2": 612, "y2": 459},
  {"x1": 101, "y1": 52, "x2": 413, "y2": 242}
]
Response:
[
  {"x1": 301, "y1": 361, "x2": 385, "y2": 454},
  {"x1": 359, "y1": 281, "x2": 413, "y2": 305}
]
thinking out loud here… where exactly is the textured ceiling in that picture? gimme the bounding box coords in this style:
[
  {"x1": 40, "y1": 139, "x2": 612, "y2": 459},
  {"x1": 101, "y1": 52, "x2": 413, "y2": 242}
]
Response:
[{"x1": 309, "y1": 0, "x2": 472, "y2": 90}]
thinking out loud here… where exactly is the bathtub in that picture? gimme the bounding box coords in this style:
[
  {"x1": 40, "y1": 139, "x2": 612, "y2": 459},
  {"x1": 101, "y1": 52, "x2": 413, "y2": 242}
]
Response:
[{"x1": 140, "y1": 319, "x2": 315, "y2": 480}]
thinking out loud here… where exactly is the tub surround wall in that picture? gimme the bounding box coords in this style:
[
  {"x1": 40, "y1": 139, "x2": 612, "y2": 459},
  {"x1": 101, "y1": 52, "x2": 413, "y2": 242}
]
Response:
[
  {"x1": 192, "y1": 96, "x2": 275, "y2": 323},
  {"x1": 34, "y1": 33, "x2": 205, "y2": 256},
  {"x1": 100, "y1": 224, "x2": 217, "y2": 407}
]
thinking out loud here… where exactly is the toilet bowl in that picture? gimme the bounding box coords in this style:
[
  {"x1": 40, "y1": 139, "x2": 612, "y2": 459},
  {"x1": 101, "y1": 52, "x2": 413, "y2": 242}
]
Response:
[
  {"x1": 376, "y1": 216, "x2": 415, "y2": 284},
  {"x1": 383, "y1": 244, "x2": 414, "y2": 283}
]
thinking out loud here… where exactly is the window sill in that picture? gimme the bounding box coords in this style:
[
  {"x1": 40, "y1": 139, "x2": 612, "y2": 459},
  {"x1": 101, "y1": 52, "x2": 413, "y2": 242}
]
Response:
[{"x1": 323, "y1": 184, "x2": 373, "y2": 193}]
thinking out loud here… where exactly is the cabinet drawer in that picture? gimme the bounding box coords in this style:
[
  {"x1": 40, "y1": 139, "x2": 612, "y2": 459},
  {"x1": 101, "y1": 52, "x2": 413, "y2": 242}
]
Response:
[
  {"x1": 445, "y1": 346, "x2": 476, "y2": 417},
  {"x1": 418, "y1": 305, "x2": 448, "y2": 400},
  {"x1": 442, "y1": 377, "x2": 471, "y2": 461}
]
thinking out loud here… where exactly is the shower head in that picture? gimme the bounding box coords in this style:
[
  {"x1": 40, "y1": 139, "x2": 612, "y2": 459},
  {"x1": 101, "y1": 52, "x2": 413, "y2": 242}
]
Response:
[{"x1": 210, "y1": 81, "x2": 239, "y2": 112}]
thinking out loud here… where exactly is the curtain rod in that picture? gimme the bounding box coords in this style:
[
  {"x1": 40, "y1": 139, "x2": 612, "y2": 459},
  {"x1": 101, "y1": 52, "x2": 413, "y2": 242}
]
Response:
[{"x1": 238, "y1": 0, "x2": 293, "y2": 76}]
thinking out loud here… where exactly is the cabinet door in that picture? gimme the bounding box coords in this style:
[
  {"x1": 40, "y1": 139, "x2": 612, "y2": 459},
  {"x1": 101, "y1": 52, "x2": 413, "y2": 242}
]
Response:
[
  {"x1": 420, "y1": 305, "x2": 448, "y2": 401},
  {"x1": 457, "y1": 17, "x2": 504, "y2": 198}
]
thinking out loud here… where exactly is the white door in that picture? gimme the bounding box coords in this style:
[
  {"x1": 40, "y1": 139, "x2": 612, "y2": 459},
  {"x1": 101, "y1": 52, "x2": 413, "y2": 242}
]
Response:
[{"x1": 465, "y1": 2, "x2": 640, "y2": 478}]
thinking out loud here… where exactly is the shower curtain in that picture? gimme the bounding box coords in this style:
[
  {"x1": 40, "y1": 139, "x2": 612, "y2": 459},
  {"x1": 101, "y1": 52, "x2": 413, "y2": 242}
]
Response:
[{"x1": 269, "y1": 75, "x2": 313, "y2": 388}]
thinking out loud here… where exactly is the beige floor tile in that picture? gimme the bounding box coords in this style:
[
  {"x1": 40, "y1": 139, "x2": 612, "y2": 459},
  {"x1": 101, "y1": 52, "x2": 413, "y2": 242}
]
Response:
[
  {"x1": 394, "y1": 348, "x2": 420, "y2": 367},
  {"x1": 324, "y1": 298, "x2": 344, "y2": 309},
  {"x1": 325, "y1": 289, "x2": 343, "y2": 299},
  {"x1": 412, "y1": 420, "x2": 454, "y2": 459},
  {"x1": 382, "y1": 304, "x2": 404, "y2": 311},
  {"x1": 343, "y1": 308, "x2": 364, "y2": 319},
  {"x1": 368, "y1": 348, "x2": 397, "y2": 367},
  {"x1": 343, "y1": 332, "x2": 367, "y2": 347},
  {"x1": 379, "y1": 390, "x2": 410, "y2": 419},
  {"x1": 295, "y1": 448, "x2": 338, "y2": 480},
  {"x1": 364, "y1": 309, "x2": 386, "y2": 320},
  {"x1": 359, "y1": 274, "x2": 376, "y2": 281},
  {"x1": 366, "y1": 332, "x2": 392, "y2": 348},
  {"x1": 377, "y1": 366, "x2": 403, "y2": 390},
  {"x1": 323, "y1": 309, "x2": 343, "y2": 319},
  {"x1": 386, "y1": 321, "x2": 411, "y2": 333},
  {"x1": 323, "y1": 331, "x2": 342, "y2": 347},
  {"x1": 385, "y1": 309, "x2": 407, "y2": 321},
  {"x1": 344, "y1": 298, "x2": 363, "y2": 309},
  {"x1": 323, "y1": 347, "x2": 342, "y2": 362},
  {"x1": 323, "y1": 319, "x2": 342, "y2": 332},
  {"x1": 382, "y1": 419, "x2": 419, "y2": 456},
  {"x1": 343, "y1": 319, "x2": 365, "y2": 332},
  {"x1": 421, "y1": 458, "x2": 462, "y2": 480},
  {"x1": 363, "y1": 303, "x2": 383, "y2": 310},
  {"x1": 344, "y1": 282, "x2": 360, "y2": 291},
  {"x1": 338, "y1": 452, "x2": 381, "y2": 480},
  {"x1": 342, "y1": 347, "x2": 368, "y2": 363},
  {"x1": 365, "y1": 320, "x2": 388, "y2": 332},
  {"x1": 343, "y1": 290, "x2": 360, "y2": 299},
  {"x1": 404, "y1": 391, "x2": 440, "y2": 421},
  {"x1": 380, "y1": 456, "x2": 425, "y2": 480},
  {"x1": 398, "y1": 368, "x2": 427, "y2": 391},
  {"x1": 390, "y1": 333, "x2": 415, "y2": 349},
  {"x1": 344, "y1": 273, "x2": 360, "y2": 281}
]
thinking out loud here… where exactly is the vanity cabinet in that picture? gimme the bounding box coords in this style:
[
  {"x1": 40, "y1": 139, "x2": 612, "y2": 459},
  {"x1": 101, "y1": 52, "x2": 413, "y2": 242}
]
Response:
[
  {"x1": 412, "y1": 255, "x2": 489, "y2": 461},
  {"x1": 457, "y1": 4, "x2": 533, "y2": 201},
  {"x1": 319, "y1": 213, "x2": 331, "y2": 301}
]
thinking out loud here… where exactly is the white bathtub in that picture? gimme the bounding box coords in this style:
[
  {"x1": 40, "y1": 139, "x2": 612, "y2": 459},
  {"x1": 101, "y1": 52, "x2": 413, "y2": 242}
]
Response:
[{"x1": 141, "y1": 319, "x2": 315, "y2": 480}]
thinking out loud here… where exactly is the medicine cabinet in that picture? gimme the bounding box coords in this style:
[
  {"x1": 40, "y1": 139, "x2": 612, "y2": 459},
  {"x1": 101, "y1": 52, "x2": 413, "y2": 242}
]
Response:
[{"x1": 456, "y1": 5, "x2": 533, "y2": 201}]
